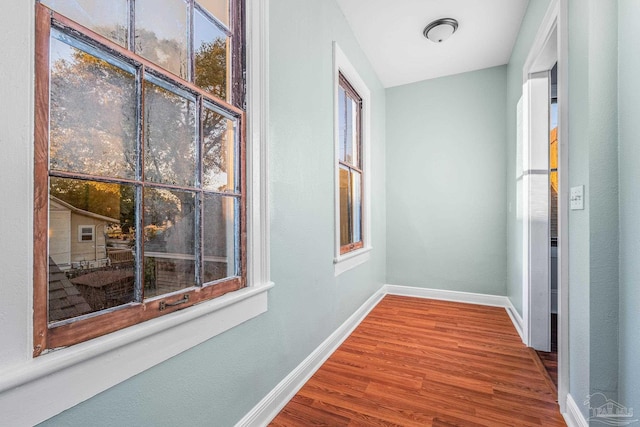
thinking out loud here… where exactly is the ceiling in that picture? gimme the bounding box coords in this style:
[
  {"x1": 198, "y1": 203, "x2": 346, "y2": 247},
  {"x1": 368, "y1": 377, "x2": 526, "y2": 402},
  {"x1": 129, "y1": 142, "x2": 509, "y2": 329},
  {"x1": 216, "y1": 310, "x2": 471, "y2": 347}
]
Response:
[{"x1": 336, "y1": 0, "x2": 530, "y2": 88}]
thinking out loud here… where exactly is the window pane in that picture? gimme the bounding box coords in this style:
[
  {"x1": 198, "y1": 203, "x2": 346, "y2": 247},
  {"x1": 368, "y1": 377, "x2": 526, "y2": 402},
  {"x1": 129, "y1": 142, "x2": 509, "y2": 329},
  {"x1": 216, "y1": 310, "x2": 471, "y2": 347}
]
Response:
[
  {"x1": 197, "y1": 0, "x2": 229, "y2": 27},
  {"x1": 351, "y1": 170, "x2": 362, "y2": 243},
  {"x1": 135, "y1": 0, "x2": 188, "y2": 79},
  {"x1": 339, "y1": 166, "x2": 351, "y2": 247},
  {"x1": 203, "y1": 194, "x2": 237, "y2": 283},
  {"x1": 338, "y1": 86, "x2": 346, "y2": 162},
  {"x1": 79, "y1": 226, "x2": 94, "y2": 241},
  {"x1": 194, "y1": 7, "x2": 230, "y2": 100},
  {"x1": 49, "y1": 178, "x2": 136, "y2": 323},
  {"x1": 203, "y1": 107, "x2": 236, "y2": 192},
  {"x1": 41, "y1": 0, "x2": 128, "y2": 47},
  {"x1": 49, "y1": 34, "x2": 136, "y2": 180},
  {"x1": 144, "y1": 78, "x2": 197, "y2": 187},
  {"x1": 143, "y1": 188, "x2": 196, "y2": 298},
  {"x1": 344, "y1": 92, "x2": 354, "y2": 165},
  {"x1": 346, "y1": 96, "x2": 360, "y2": 167}
]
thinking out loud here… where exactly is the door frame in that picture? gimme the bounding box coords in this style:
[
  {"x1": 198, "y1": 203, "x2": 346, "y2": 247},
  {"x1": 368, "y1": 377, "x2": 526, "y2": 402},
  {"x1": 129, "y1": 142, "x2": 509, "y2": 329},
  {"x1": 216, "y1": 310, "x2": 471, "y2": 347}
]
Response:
[{"x1": 521, "y1": 0, "x2": 569, "y2": 412}]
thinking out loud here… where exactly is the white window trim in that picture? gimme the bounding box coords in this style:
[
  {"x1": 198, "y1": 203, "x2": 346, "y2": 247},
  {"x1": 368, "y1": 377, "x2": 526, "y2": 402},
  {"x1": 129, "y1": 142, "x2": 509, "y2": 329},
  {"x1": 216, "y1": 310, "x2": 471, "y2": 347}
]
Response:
[
  {"x1": 0, "y1": 1, "x2": 271, "y2": 425},
  {"x1": 333, "y1": 42, "x2": 372, "y2": 276}
]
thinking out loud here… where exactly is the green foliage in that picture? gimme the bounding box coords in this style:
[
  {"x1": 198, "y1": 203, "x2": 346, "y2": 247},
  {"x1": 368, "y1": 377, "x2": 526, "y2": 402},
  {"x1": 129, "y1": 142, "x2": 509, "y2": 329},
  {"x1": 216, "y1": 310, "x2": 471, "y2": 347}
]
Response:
[
  {"x1": 49, "y1": 28, "x2": 233, "y2": 238},
  {"x1": 50, "y1": 178, "x2": 125, "y2": 220},
  {"x1": 195, "y1": 38, "x2": 227, "y2": 99}
]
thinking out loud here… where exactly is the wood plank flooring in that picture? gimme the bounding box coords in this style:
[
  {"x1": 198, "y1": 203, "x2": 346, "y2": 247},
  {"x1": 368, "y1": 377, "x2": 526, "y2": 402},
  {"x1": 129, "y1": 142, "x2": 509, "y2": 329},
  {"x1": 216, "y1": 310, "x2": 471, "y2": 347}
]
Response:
[
  {"x1": 535, "y1": 314, "x2": 558, "y2": 388},
  {"x1": 270, "y1": 295, "x2": 566, "y2": 426}
]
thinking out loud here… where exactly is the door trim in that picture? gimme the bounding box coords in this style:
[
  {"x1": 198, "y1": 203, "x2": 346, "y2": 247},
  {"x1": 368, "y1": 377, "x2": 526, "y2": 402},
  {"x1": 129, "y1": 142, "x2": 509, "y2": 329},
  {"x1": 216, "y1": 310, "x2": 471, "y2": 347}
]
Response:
[{"x1": 521, "y1": 0, "x2": 570, "y2": 413}]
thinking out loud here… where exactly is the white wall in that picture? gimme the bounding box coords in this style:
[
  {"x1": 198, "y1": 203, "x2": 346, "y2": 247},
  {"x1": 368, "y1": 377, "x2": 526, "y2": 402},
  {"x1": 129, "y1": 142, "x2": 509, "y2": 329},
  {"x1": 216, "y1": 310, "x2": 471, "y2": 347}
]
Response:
[{"x1": 0, "y1": 0, "x2": 34, "y2": 371}]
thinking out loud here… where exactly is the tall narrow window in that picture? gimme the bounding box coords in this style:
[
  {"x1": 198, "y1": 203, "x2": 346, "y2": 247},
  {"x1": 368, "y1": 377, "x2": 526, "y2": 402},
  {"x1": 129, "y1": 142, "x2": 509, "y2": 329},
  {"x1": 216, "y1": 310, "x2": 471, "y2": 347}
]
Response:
[
  {"x1": 333, "y1": 42, "x2": 371, "y2": 275},
  {"x1": 337, "y1": 74, "x2": 363, "y2": 254},
  {"x1": 34, "y1": 0, "x2": 246, "y2": 355}
]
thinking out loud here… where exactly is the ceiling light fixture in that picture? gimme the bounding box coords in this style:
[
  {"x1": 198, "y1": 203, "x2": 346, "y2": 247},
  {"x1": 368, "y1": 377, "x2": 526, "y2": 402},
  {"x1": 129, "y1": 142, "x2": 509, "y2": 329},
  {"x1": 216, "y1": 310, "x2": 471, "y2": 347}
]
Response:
[{"x1": 423, "y1": 18, "x2": 459, "y2": 43}]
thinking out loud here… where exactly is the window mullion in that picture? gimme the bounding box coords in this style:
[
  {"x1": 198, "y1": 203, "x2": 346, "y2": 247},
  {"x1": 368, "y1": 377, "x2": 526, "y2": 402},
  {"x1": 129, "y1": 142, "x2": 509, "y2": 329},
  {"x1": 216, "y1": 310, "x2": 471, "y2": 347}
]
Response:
[
  {"x1": 195, "y1": 96, "x2": 203, "y2": 287},
  {"x1": 234, "y1": 118, "x2": 242, "y2": 275},
  {"x1": 195, "y1": 192, "x2": 203, "y2": 286},
  {"x1": 128, "y1": 0, "x2": 135, "y2": 52},
  {"x1": 188, "y1": 0, "x2": 195, "y2": 83},
  {"x1": 134, "y1": 65, "x2": 145, "y2": 302},
  {"x1": 347, "y1": 168, "x2": 353, "y2": 245},
  {"x1": 231, "y1": 0, "x2": 245, "y2": 109},
  {"x1": 342, "y1": 93, "x2": 348, "y2": 165}
]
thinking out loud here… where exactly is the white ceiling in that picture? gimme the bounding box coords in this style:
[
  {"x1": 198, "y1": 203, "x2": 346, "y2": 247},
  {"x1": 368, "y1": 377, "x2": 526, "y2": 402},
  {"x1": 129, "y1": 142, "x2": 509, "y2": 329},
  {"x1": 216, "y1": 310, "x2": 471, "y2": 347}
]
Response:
[{"x1": 336, "y1": 0, "x2": 530, "y2": 88}]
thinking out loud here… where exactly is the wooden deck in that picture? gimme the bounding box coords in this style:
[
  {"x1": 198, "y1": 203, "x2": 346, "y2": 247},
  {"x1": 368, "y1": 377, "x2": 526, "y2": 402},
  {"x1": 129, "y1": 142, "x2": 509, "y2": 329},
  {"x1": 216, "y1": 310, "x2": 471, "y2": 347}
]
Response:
[{"x1": 270, "y1": 295, "x2": 566, "y2": 426}]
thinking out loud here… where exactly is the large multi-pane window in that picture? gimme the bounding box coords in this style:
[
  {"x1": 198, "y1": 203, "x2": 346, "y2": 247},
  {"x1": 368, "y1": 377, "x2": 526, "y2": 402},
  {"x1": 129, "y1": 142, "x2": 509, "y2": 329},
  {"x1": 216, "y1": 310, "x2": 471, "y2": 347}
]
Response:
[
  {"x1": 337, "y1": 73, "x2": 364, "y2": 254},
  {"x1": 34, "y1": 0, "x2": 246, "y2": 355}
]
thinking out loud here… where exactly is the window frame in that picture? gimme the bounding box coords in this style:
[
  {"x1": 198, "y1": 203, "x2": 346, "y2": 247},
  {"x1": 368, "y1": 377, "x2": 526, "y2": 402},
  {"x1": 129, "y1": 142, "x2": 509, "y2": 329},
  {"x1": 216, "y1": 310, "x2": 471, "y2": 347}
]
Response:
[
  {"x1": 78, "y1": 225, "x2": 95, "y2": 242},
  {"x1": 33, "y1": 2, "x2": 249, "y2": 354},
  {"x1": 333, "y1": 42, "x2": 371, "y2": 276},
  {"x1": 337, "y1": 73, "x2": 364, "y2": 255},
  {"x1": 0, "y1": 1, "x2": 269, "y2": 425}
]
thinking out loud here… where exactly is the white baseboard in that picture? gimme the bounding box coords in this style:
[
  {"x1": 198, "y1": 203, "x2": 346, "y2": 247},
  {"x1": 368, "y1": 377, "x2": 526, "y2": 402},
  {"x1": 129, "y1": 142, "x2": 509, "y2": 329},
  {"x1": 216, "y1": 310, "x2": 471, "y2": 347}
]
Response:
[
  {"x1": 505, "y1": 301, "x2": 525, "y2": 342},
  {"x1": 383, "y1": 284, "x2": 512, "y2": 308},
  {"x1": 384, "y1": 284, "x2": 526, "y2": 342},
  {"x1": 235, "y1": 289, "x2": 385, "y2": 427},
  {"x1": 237, "y1": 285, "x2": 524, "y2": 426},
  {"x1": 564, "y1": 393, "x2": 588, "y2": 427}
]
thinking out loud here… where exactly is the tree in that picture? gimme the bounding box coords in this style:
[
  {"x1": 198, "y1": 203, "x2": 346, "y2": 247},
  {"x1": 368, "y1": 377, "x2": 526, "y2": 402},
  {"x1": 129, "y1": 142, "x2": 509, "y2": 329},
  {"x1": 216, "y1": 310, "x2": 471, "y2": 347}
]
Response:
[
  {"x1": 195, "y1": 38, "x2": 227, "y2": 99},
  {"x1": 49, "y1": 27, "x2": 234, "y2": 243}
]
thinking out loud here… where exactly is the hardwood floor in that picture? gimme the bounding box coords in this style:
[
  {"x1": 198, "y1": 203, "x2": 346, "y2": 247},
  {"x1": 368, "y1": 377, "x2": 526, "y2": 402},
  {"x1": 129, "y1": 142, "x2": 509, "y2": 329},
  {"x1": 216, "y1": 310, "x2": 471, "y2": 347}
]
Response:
[{"x1": 270, "y1": 295, "x2": 566, "y2": 426}]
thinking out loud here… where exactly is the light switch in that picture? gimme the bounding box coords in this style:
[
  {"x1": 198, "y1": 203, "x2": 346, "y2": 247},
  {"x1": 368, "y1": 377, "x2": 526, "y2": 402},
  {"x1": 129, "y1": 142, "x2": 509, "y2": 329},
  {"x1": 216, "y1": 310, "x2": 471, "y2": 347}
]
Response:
[{"x1": 570, "y1": 185, "x2": 584, "y2": 210}]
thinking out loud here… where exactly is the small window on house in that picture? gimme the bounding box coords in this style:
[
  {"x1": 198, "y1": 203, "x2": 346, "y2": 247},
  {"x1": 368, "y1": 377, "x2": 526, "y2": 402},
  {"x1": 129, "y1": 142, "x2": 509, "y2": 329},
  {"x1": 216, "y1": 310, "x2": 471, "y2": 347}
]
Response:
[
  {"x1": 337, "y1": 74, "x2": 364, "y2": 254},
  {"x1": 78, "y1": 226, "x2": 94, "y2": 242},
  {"x1": 34, "y1": 0, "x2": 246, "y2": 355}
]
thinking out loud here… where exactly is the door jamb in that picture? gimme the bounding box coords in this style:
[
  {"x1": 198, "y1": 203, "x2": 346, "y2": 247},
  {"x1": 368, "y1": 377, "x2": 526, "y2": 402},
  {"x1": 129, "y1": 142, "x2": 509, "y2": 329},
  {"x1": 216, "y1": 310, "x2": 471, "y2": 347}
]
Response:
[{"x1": 521, "y1": 0, "x2": 569, "y2": 413}]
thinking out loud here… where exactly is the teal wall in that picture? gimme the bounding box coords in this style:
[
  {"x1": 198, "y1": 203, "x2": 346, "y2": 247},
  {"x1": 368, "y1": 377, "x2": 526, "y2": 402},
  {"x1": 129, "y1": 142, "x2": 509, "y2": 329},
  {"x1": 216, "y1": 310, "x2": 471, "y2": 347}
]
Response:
[
  {"x1": 506, "y1": 0, "x2": 623, "y2": 417},
  {"x1": 566, "y1": 0, "x2": 620, "y2": 415},
  {"x1": 38, "y1": 1, "x2": 386, "y2": 425},
  {"x1": 585, "y1": 0, "x2": 619, "y2": 406},
  {"x1": 617, "y1": 0, "x2": 640, "y2": 416},
  {"x1": 385, "y1": 66, "x2": 508, "y2": 295},
  {"x1": 505, "y1": 0, "x2": 551, "y2": 316},
  {"x1": 35, "y1": 0, "x2": 640, "y2": 424},
  {"x1": 566, "y1": 0, "x2": 592, "y2": 413}
]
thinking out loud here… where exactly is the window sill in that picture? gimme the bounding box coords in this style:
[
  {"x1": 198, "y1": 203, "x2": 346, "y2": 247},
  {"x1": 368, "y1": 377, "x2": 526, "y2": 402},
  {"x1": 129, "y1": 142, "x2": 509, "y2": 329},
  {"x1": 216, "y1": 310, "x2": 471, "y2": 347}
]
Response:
[
  {"x1": 0, "y1": 282, "x2": 273, "y2": 426},
  {"x1": 334, "y1": 247, "x2": 372, "y2": 276}
]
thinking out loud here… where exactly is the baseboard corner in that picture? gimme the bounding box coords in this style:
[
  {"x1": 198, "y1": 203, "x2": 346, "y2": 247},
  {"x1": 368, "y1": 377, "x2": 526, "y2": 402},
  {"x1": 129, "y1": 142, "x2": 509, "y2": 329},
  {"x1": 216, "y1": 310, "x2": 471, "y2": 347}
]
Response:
[
  {"x1": 505, "y1": 301, "x2": 525, "y2": 342},
  {"x1": 383, "y1": 284, "x2": 511, "y2": 308},
  {"x1": 564, "y1": 393, "x2": 588, "y2": 427}
]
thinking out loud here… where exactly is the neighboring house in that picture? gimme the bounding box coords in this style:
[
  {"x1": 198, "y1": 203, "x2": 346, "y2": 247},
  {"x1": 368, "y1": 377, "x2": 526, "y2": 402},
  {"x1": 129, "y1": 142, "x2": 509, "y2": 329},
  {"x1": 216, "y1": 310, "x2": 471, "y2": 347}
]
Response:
[
  {"x1": 550, "y1": 127, "x2": 558, "y2": 243},
  {"x1": 49, "y1": 196, "x2": 120, "y2": 269}
]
